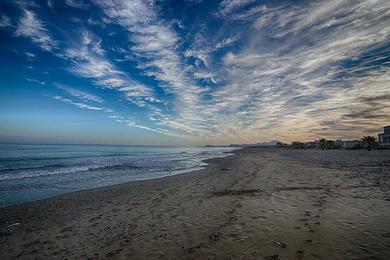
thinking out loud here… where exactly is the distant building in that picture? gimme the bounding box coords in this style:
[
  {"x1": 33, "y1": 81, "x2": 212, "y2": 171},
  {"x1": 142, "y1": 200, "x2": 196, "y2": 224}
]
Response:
[
  {"x1": 335, "y1": 140, "x2": 343, "y2": 147},
  {"x1": 304, "y1": 141, "x2": 319, "y2": 148},
  {"x1": 335, "y1": 139, "x2": 360, "y2": 149},
  {"x1": 340, "y1": 140, "x2": 360, "y2": 149},
  {"x1": 304, "y1": 139, "x2": 359, "y2": 149},
  {"x1": 378, "y1": 126, "x2": 390, "y2": 146}
]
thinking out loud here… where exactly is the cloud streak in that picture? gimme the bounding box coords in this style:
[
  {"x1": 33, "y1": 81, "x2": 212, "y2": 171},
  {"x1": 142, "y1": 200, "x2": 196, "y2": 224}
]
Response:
[
  {"x1": 198, "y1": 0, "x2": 390, "y2": 143},
  {"x1": 52, "y1": 95, "x2": 105, "y2": 111},
  {"x1": 15, "y1": 9, "x2": 57, "y2": 51},
  {"x1": 55, "y1": 83, "x2": 104, "y2": 104},
  {"x1": 62, "y1": 30, "x2": 158, "y2": 109},
  {"x1": 65, "y1": 0, "x2": 90, "y2": 10},
  {"x1": 0, "y1": 14, "x2": 12, "y2": 28}
]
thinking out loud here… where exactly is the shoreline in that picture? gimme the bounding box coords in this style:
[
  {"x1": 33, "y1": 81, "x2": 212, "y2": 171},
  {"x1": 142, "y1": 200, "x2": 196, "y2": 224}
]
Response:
[
  {"x1": 0, "y1": 150, "x2": 237, "y2": 210},
  {"x1": 1, "y1": 147, "x2": 389, "y2": 259},
  {"x1": 0, "y1": 147, "x2": 238, "y2": 208}
]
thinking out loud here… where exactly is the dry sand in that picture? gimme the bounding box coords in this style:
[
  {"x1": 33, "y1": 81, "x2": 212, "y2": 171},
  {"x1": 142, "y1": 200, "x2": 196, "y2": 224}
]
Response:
[{"x1": 1, "y1": 148, "x2": 390, "y2": 259}]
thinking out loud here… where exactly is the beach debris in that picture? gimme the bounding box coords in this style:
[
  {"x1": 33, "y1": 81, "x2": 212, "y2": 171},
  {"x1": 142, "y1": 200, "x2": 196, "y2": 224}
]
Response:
[
  {"x1": 220, "y1": 167, "x2": 232, "y2": 171},
  {"x1": 1, "y1": 222, "x2": 21, "y2": 236},
  {"x1": 305, "y1": 239, "x2": 313, "y2": 243},
  {"x1": 297, "y1": 250, "x2": 304, "y2": 254},
  {"x1": 268, "y1": 254, "x2": 282, "y2": 260},
  {"x1": 305, "y1": 210, "x2": 311, "y2": 216},
  {"x1": 182, "y1": 243, "x2": 204, "y2": 254},
  {"x1": 7, "y1": 222, "x2": 20, "y2": 228},
  {"x1": 274, "y1": 241, "x2": 287, "y2": 248}
]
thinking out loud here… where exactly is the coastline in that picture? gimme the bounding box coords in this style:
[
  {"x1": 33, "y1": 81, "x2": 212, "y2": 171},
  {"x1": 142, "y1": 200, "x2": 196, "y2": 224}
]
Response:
[
  {"x1": 0, "y1": 149, "x2": 237, "y2": 210},
  {"x1": 0, "y1": 145, "x2": 237, "y2": 208},
  {"x1": 1, "y1": 147, "x2": 389, "y2": 259}
]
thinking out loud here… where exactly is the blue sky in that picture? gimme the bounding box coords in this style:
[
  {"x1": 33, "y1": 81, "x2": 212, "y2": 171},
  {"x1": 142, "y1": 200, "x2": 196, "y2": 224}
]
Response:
[{"x1": 0, "y1": 0, "x2": 389, "y2": 145}]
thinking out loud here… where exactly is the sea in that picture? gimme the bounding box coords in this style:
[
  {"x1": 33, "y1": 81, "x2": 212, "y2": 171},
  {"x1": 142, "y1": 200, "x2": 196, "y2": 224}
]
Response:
[{"x1": 0, "y1": 144, "x2": 236, "y2": 207}]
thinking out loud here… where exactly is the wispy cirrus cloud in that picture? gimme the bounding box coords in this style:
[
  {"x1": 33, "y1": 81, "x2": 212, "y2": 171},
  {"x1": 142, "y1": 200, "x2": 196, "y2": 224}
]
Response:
[
  {"x1": 65, "y1": 0, "x2": 90, "y2": 10},
  {"x1": 0, "y1": 14, "x2": 12, "y2": 28},
  {"x1": 63, "y1": 30, "x2": 157, "y2": 108},
  {"x1": 15, "y1": 9, "x2": 57, "y2": 51},
  {"x1": 219, "y1": 0, "x2": 257, "y2": 16},
  {"x1": 25, "y1": 51, "x2": 36, "y2": 60},
  {"x1": 128, "y1": 122, "x2": 191, "y2": 139},
  {"x1": 26, "y1": 78, "x2": 46, "y2": 85},
  {"x1": 91, "y1": 0, "x2": 212, "y2": 138},
  {"x1": 11, "y1": 6, "x2": 182, "y2": 138},
  {"x1": 55, "y1": 83, "x2": 104, "y2": 104},
  {"x1": 4, "y1": 0, "x2": 389, "y2": 144},
  {"x1": 87, "y1": 0, "x2": 390, "y2": 143},
  {"x1": 52, "y1": 95, "x2": 105, "y2": 111},
  {"x1": 202, "y1": 0, "x2": 390, "y2": 143}
]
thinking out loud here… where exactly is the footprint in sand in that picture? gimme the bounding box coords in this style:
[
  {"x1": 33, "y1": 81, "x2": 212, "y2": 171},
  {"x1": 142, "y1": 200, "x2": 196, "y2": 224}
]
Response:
[{"x1": 209, "y1": 232, "x2": 223, "y2": 242}]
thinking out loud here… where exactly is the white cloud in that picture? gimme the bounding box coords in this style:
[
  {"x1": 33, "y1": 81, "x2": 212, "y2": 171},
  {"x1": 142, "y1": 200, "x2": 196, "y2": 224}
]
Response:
[
  {"x1": 204, "y1": 0, "x2": 390, "y2": 143},
  {"x1": 15, "y1": 9, "x2": 57, "y2": 51},
  {"x1": 10, "y1": 0, "x2": 390, "y2": 143},
  {"x1": 215, "y1": 37, "x2": 236, "y2": 49},
  {"x1": 26, "y1": 78, "x2": 46, "y2": 85},
  {"x1": 92, "y1": 0, "x2": 208, "y2": 138},
  {"x1": 219, "y1": 0, "x2": 257, "y2": 15},
  {"x1": 46, "y1": 0, "x2": 54, "y2": 8},
  {"x1": 65, "y1": 0, "x2": 90, "y2": 10},
  {"x1": 52, "y1": 95, "x2": 105, "y2": 111},
  {"x1": 0, "y1": 14, "x2": 12, "y2": 28},
  {"x1": 184, "y1": 49, "x2": 208, "y2": 67},
  {"x1": 128, "y1": 122, "x2": 190, "y2": 138},
  {"x1": 55, "y1": 83, "x2": 104, "y2": 103},
  {"x1": 81, "y1": 31, "x2": 105, "y2": 55},
  {"x1": 62, "y1": 30, "x2": 162, "y2": 112},
  {"x1": 25, "y1": 51, "x2": 36, "y2": 60}
]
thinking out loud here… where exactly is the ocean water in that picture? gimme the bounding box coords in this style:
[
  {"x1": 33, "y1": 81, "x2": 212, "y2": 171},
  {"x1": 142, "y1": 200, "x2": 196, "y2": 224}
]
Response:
[{"x1": 0, "y1": 144, "x2": 235, "y2": 207}]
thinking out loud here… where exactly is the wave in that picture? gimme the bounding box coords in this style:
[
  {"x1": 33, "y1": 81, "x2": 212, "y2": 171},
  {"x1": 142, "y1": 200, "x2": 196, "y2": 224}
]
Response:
[
  {"x1": 0, "y1": 147, "x2": 236, "y2": 182},
  {"x1": 0, "y1": 153, "x2": 137, "y2": 163},
  {"x1": 0, "y1": 163, "x2": 143, "y2": 181},
  {"x1": 0, "y1": 163, "x2": 67, "y2": 173}
]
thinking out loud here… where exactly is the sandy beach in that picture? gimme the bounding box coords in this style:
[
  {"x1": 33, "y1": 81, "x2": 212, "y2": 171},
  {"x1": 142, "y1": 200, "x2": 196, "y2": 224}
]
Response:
[{"x1": 1, "y1": 147, "x2": 390, "y2": 259}]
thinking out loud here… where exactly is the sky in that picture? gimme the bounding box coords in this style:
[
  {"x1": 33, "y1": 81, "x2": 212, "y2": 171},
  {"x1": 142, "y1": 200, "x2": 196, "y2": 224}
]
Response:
[{"x1": 0, "y1": 0, "x2": 389, "y2": 145}]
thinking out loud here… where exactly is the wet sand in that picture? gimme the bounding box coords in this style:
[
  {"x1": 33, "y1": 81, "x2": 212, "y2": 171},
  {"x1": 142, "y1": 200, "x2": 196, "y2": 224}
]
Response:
[{"x1": 1, "y1": 148, "x2": 390, "y2": 259}]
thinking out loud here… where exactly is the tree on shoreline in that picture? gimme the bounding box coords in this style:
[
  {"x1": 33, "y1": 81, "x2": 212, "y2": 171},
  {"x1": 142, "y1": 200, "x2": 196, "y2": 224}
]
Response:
[
  {"x1": 292, "y1": 142, "x2": 305, "y2": 149},
  {"x1": 361, "y1": 136, "x2": 378, "y2": 151},
  {"x1": 319, "y1": 138, "x2": 326, "y2": 150},
  {"x1": 319, "y1": 138, "x2": 337, "y2": 149}
]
